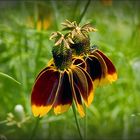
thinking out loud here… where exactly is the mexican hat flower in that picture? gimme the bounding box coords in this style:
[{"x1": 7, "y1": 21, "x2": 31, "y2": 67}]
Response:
[
  {"x1": 31, "y1": 32, "x2": 94, "y2": 118},
  {"x1": 62, "y1": 20, "x2": 117, "y2": 87}
]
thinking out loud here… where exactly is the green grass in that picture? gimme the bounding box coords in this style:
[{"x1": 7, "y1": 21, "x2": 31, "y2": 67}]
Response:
[{"x1": 0, "y1": 1, "x2": 140, "y2": 140}]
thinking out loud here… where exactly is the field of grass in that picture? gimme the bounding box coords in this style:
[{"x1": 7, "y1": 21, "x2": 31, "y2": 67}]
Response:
[{"x1": 0, "y1": 1, "x2": 140, "y2": 140}]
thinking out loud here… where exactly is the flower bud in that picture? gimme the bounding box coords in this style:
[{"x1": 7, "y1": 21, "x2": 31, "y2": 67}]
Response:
[
  {"x1": 70, "y1": 33, "x2": 90, "y2": 55},
  {"x1": 14, "y1": 104, "x2": 25, "y2": 121},
  {"x1": 52, "y1": 43, "x2": 72, "y2": 70}
]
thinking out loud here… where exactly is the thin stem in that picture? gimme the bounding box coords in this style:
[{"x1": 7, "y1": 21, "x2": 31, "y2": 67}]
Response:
[
  {"x1": 34, "y1": 33, "x2": 43, "y2": 76},
  {"x1": 30, "y1": 117, "x2": 41, "y2": 140},
  {"x1": 72, "y1": 0, "x2": 80, "y2": 20},
  {"x1": 78, "y1": 0, "x2": 91, "y2": 24},
  {"x1": 51, "y1": 0, "x2": 59, "y2": 30},
  {"x1": 72, "y1": 104, "x2": 83, "y2": 140}
]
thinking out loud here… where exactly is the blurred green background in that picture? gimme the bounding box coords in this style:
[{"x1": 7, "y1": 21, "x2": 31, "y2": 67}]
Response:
[{"x1": 0, "y1": 0, "x2": 140, "y2": 140}]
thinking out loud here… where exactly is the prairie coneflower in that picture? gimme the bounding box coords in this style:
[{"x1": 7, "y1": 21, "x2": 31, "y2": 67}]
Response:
[
  {"x1": 31, "y1": 32, "x2": 94, "y2": 117},
  {"x1": 62, "y1": 20, "x2": 117, "y2": 87}
]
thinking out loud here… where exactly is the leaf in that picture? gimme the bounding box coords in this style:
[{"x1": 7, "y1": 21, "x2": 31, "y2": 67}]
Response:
[{"x1": 0, "y1": 72, "x2": 21, "y2": 85}]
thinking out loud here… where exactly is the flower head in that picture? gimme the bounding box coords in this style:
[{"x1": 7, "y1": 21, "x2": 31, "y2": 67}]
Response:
[
  {"x1": 62, "y1": 20, "x2": 97, "y2": 55},
  {"x1": 31, "y1": 20, "x2": 117, "y2": 118},
  {"x1": 62, "y1": 20, "x2": 117, "y2": 87},
  {"x1": 31, "y1": 32, "x2": 94, "y2": 117}
]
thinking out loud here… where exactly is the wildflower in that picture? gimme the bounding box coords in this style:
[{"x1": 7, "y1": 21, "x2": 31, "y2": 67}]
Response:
[
  {"x1": 31, "y1": 32, "x2": 94, "y2": 117},
  {"x1": 62, "y1": 20, "x2": 117, "y2": 87}
]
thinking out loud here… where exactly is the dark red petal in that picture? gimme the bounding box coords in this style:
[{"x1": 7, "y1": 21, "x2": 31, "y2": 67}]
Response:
[
  {"x1": 35, "y1": 66, "x2": 52, "y2": 81},
  {"x1": 85, "y1": 55, "x2": 102, "y2": 81},
  {"x1": 53, "y1": 71, "x2": 73, "y2": 115},
  {"x1": 31, "y1": 69, "x2": 60, "y2": 117},
  {"x1": 72, "y1": 66, "x2": 94, "y2": 107},
  {"x1": 96, "y1": 50, "x2": 117, "y2": 83},
  {"x1": 72, "y1": 57, "x2": 86, "y2": 69},
  {"x1": 90, "y1": 49, "x2": 117, "y2": 85},
  {"x1": 35, "y1": 59, "x2": 55, "y2": 81},
  {"x1": 91, "y1": 52, "x2": 107, "y2": 78},
  {"x1": 96, "y1": 50, "x2": 116, "y2": 74},
  {"x1": 78, "y1": 66, "x2": 94, "y2": 106},
  {"x1": 68, "y1": 70, "x2": 85, "y2": 117}
]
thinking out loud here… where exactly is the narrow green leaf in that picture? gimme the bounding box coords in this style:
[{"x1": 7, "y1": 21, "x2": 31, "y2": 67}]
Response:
[{"x1": 0, "y1": 72, "x2": 21, "y2": 85}]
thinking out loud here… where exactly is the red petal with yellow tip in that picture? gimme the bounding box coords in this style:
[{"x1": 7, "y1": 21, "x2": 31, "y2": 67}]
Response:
[
  {"x1": 78, "y1": 66, "x2": 94, "y2": 106},
  {"x1": 31, "y1": 69, "x2": 60, "y2": 117},
  {"x1": 68, "y1": 70, "x2": 85, "y2": 117},
  {"x1": 72, "y1": 66, "x2": 94, "y2": 107},
  {"x1": 85, "y1": 55, "x2": 102, "y2": 83},
  {"x1": 74, "y1": 82, "x2": 85, "y2": 117},
  {"x1": 96, "y1": 50, "x2": 116, "y2": 74},
  {"x1": 53, "y1": 71, "x2": 73, "y2": 115},
  {"x1": 87, "y1": 52, "x2": 107, "y2": 86},
  {"x1": 95, "y1": 50, "x2": 117, "y2": 83}
]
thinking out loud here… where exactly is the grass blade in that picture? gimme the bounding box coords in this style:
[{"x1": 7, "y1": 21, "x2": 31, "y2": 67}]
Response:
[{"x1": 0, "y1": 72, "x2": 21, "y2": 85}]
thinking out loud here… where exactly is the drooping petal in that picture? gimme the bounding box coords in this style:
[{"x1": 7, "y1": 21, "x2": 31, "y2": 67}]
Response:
[
  {"x1": 68, "y1": 70, "x2": 85, "y2": 117},
  {"x1": 72, "y1": 57, "x2": 86, "y2": 70},
  {"x1": 53, "y1": 71, "x2": 73, "y2": 115},
  {"x1": 35, "y1": 66, "x2": 52, "y2": 81},
  {"x1": 72, "y1": 66, "x2": 94, "y2": 107},
  {"x1": 31, "y1": 68, "x2": 60, "y2": 117},
  {"x1": 85, "y1": 55, "x2": 103, "y2": 86},
  {"x1": 91, "y1": 52, "x2": 107, "y2": 78},
  {"x1": 88, "y1": 51, "x2": 108, "y2": 86},
  {"x1": 86, "y1": 49, "x2": 117, "y2": 87},
  {"x1": 36, "y1": 59, "x2": 55, "y2": 80},
  {"x1": 94, "y1": 50, "x2": 117, "y2": 83},
  {"x1": 78, "y1": 66, "x2": 94, "y2": 106}
]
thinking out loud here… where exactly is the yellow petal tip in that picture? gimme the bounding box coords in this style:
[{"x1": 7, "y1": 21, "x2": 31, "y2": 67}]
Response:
[
  {"x1": 77, "y1": 105, "x2": 85, "y2": 118},
  {"x1": 86, "y1": 91, "x2": 94, "y2": 107},
  {"x1": 54, "y1": 104, "x2": 70, "y2": 115},
  {"x1": 32, "y1": 105, "x2": 52, "y2": 117}
]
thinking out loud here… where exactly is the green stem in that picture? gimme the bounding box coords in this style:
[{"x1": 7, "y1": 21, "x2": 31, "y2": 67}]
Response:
[
  {"x1": 72, "y1": 104, "x2": 83, "y2": 140},
  {"x1": 72, "y1": 0, "x2": 80, "y2": 20},
  {"x1": 51, "y1": 0, "x2": 59, "y2": 30},
  {"x1": 34, "y1": 33, "x2": 43, "y2": 76},
  {"x1": 78, "y1": 0, "x2": 91, "y2": 24},
  {"x1": 30, "y1": 117, "x2": 41, "y2": 140}
]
